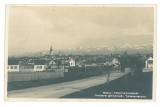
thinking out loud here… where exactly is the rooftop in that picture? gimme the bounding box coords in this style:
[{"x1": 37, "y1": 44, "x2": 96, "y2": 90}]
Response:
[
  {"x1": 8, "y1": 60, "x2": 19, "y2": 65},
  {"x1": 34, "y1": 60, "x2": 46, "y2": 65}
]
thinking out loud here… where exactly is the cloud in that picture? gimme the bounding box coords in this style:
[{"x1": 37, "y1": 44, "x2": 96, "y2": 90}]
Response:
[{"x1": 7, "y1": 6, "x2": 154, "y2": 55}]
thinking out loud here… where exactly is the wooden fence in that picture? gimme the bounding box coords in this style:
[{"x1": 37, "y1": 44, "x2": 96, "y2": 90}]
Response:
[{"x1": 8, "y1": 70, "x2": 64, "y2": 82}]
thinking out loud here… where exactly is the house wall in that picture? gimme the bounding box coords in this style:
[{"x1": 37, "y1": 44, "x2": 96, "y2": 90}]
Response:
[
  {"x1": 85, "y1": 64, "x2": 92, "y2": 67},
  {"x1": 51, "y1": 65, "x2": 58, "y2": 69},
  {"x1": 145, "y1": 60, "x2": 153, "y2": 68},
  {"x1": 34, "y1": 65, "x2": 45, "y2": 71},
  {"x1": 112, "y1": 58, "x2": 119, "y2": 64},
  {"x1": 148, "y1": 64, "x2": 153, "y2": 68},
  {"x1": 19, "y1": 68, "x2": 34, "y2": 72},
  {"x1": 8, "y1": 65, "x2": 19, "y2": 72},
  {"x1": 19, "y1": 65, "x2": 34, "y2": 72},
  {"x1": 49, "y1": 61, "x2": 58, "y2": 69},
  {"x1": 77, "y1": 65, "x2": 83, "y2": 67},
  {"x1": 49, "y1": 61, "x2": 56, "y2": 65},
  {"x1": 92, "y1": 63, "x2": 97, "y2": 67},
  {"x1": 69, "y1": 60, "x2": 75, "y2": 67}
]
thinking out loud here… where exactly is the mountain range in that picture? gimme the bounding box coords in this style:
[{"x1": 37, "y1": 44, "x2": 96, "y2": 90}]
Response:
[{"x1": 12, "y1": 43, "x2": 153, "y2": 57}]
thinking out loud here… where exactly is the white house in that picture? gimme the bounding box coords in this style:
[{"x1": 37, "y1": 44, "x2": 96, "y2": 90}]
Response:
[
  {"x1": 48, "y1": 60, "x2": 60, "y2": 69},
  {"x1": 8, "y1": 60, "x2": 20, "y2": 72},
  {"x1": 33, "y1": 60, "x2": 46, "y2": 71},
  {"x1": 105, "y1": 58, "x2": 119, "y2": 66},
  {"x1": 145, "y1": 57, "x2": 153, "y2": 68},
  {"x1": 68, "y1": 59, "x2": 76, "y2": 67},
  {"x1": 28, "y1": 59, "x2": 34, "y2": 64},
  {"x1": 112, "y1": 58, "x2": 120, "y2": 65},
  {"x1": 105, "y1": 58, "x2": 120, "y2": 70},
  {"x1": 19, "y1": 61, "x2": 34, "y2": 72}
]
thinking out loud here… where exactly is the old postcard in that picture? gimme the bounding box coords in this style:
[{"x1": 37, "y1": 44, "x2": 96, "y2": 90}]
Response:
[{"x1": 5, "y1": 5, "x2": 156, "y2": 101}]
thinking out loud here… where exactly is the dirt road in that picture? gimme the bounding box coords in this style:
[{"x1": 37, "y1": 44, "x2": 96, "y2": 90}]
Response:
[{"x1": 8, "y1": 69, "x2": 131, "y2": 98}]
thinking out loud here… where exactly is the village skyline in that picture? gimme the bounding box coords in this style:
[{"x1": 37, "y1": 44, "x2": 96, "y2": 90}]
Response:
[{"x1": 8, "y1": 43, "x2": 153, "y2": 57}]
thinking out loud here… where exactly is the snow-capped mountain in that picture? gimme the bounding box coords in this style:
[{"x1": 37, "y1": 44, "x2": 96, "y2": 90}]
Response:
[
  {"x1": 12, "y1": 43, "x2": 153, "y2": 57},
  {"x1": 45, "y1": 43, "x2": 153, "y2": 55}
]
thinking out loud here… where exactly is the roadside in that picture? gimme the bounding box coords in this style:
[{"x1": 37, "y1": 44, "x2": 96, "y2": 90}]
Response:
[
  {"x1": 8, "y1": 70, "x2": 102, "y2": 91},
  {"x1": 62, "y1": 72, "x2": 152, "y2": 99},
  {"x1": 8, "y1": 70, "x2": 131, "y2": 98}
]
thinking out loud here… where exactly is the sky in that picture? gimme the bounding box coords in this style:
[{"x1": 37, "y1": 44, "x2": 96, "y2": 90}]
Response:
[{"x1": 7, "y1": 5, "x2": 155, "y2": 55}]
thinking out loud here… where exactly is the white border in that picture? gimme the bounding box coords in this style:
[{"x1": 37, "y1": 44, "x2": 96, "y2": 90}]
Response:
[
  {"x1": 4, "y1": 4, "x2": 157, "y2": 102},
  {"x1": 0, "y1": 0, "x2": 160, "y2": 107}
]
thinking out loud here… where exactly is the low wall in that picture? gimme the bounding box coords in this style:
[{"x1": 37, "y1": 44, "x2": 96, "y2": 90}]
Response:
[
  {"x1": 8, "y1": 71, "x2": 64, "y2": 82},
  {"x1": 142, "y1": 67, "x2": 153, "y2": 72}
]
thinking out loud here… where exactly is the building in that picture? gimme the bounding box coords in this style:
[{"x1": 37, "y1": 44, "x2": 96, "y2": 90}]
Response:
[
  {"x1": 48, "y1": 60, "x2": 61, "y2": 69},
  {"x1": 27, "y1": 59, "x2": 34, "y2": 64},
  {"x1": 84, "y1": 61, "x2": 93, "y2": 67},
  {"x1": 68, "y1": 59, "x2": 76, "y2": 67},
  {"x1": 33, "y1": 60, "x2": 47, "y2": 71},
  {"x1": 143, "y1": 56, "x2": 153, "y2": 72},
  {"x1": 145, "y1": 57, "x2": 153, "y2": 68},
  {"x1": 75, "y1": 59, "x2": 83, "y2": 67},
  {"x1": 8, "y1": 59, "x2": 20, "y2": 72},
  {"x1": 111, "y1": 58, "x2": 120, "y2": 65},
  {"x1": 105, "y1": 58, "x2": 119, "y2": 66},
  {"x1": 19, "y1": 60, "x2": 34, "y2": 72}
]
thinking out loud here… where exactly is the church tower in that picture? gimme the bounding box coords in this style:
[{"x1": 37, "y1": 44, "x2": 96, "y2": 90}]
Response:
[{"x1": 50, "y1": 46, "x2": 53, "y2": 56}]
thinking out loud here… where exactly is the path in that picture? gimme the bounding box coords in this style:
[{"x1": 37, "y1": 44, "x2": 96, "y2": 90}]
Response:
[{"x1": 8, "y1": 69, "x2": 131, "y2": 98}]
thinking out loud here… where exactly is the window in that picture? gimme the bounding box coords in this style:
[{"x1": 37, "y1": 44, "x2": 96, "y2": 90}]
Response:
[
  {"x1": 148, "y1": 60, "x2": 153, "y2": 64},
  {"x1": 37, "y1": 66, "x2": 42, "y2": 69},
  {"x1": 14, "y1": 66, "x2": 17, "y2": 69},
  {"x1": 39, "y1": 66, "x2": 42, "y2": 69},
  {"x1": 11, "y1": 66, "x2": 13, "y2": 69}
]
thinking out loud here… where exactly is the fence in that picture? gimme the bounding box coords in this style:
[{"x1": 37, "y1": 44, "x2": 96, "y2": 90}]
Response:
[{"x1": 8, "y1": 70, "x2": 64, "y2": 82}]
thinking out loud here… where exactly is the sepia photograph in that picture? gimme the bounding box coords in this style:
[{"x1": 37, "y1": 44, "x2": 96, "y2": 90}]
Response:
[{"x1": 5, "y1": 5, "x2": 156, "y2": 101}]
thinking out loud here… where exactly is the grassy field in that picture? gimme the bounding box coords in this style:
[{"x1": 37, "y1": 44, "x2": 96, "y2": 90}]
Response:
[{"x1": 62, "y1": 72, "x2": 152, "y2": 99}]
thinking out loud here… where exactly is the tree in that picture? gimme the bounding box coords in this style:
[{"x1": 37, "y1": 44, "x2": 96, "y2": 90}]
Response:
[
  {"x1": 129, "y1": 56, "x2": 136, "y2": 76},
  {"x1": 105, "y1": 64, "x2": 114, "y2": 85},
  {"x1": 119, "y1": 51, "x2": 129, "y2": 79},
  {"x1": 134, "y1": 53, "x2": 143, "y2": 76}
]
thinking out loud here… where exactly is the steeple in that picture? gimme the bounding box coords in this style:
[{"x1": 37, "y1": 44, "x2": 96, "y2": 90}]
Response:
[
  {"x1": 50, "y1": 46, "x2": 53, "y2": 55},
  {"x1": 82, "y1": 52, "x2": 85, "y2": 56}
]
